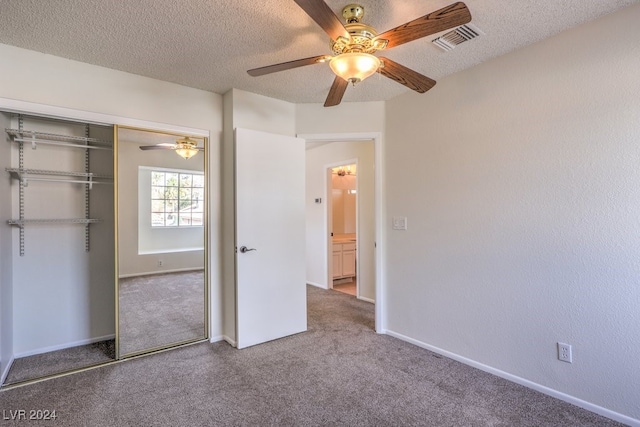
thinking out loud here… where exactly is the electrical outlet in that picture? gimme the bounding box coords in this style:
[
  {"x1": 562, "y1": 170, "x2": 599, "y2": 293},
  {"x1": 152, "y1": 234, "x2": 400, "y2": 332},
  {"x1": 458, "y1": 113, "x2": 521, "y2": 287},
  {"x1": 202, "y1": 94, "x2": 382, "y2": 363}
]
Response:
[
  {"x1": 558, "y1": 342, "x2": 572, "y2": 363},
  {"x1": 392, "y1": 216, "x2": 407, "y2": 230},
  {"x1": 157, "y1": 260, "x2": 163, "y2": 267}
]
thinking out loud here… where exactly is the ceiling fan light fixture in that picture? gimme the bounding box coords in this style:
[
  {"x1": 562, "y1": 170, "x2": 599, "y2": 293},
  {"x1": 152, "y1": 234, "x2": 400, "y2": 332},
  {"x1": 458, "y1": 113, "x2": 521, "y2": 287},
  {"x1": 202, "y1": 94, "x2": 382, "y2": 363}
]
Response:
[
  {"x1": 174, "y1": 140, "x2": 199, "y2": 160},
  {"x1": 329, "y1": 52, "x2": 380, "y2": 84}
]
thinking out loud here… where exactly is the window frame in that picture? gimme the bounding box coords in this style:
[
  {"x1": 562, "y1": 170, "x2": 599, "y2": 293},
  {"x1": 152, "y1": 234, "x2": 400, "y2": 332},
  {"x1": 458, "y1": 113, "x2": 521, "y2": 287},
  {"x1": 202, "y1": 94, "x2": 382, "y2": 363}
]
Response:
[{"x1": 149, "y1": 167, "x2": 205, "y2": 228}]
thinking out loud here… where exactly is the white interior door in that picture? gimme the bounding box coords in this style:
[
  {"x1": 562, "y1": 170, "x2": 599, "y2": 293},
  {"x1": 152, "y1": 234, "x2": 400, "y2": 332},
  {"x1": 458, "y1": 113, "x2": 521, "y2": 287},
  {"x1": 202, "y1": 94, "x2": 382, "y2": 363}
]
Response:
[{"x1": 235, "y1": 128, "x2": 306, "y2": 349}]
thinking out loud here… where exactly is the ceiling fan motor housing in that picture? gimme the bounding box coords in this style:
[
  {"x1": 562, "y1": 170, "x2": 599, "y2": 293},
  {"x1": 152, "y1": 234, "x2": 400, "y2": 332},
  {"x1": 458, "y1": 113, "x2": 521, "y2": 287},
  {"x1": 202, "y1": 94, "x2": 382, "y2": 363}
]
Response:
[{"x1": 330, "y1": 4, "x2": 388, "y2": 55}]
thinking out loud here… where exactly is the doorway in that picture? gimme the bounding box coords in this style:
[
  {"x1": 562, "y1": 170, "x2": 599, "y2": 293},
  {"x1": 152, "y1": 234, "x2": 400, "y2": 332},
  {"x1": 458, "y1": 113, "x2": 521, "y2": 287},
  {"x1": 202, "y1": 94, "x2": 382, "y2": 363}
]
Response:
[
  {"x1": 329, "y1": 162, "x2": 358, "y2": 297},
  {"x1": 302, "y1": 132, "x2": 382, "y2": 333}
]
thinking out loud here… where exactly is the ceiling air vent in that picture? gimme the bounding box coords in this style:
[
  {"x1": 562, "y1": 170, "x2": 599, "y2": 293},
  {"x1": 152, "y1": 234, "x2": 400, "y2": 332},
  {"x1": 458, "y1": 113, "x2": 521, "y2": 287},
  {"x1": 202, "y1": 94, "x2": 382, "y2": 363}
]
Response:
[{"x1": 432, "y1": 23, "x2": 484, "y2": 52}]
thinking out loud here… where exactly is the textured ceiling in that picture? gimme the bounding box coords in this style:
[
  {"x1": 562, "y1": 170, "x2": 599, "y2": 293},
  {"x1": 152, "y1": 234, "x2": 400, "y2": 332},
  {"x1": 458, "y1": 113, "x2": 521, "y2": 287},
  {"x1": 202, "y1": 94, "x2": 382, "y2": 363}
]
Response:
[{"x1": 0, "y1": 0, "x2": 637, "y2": 104}]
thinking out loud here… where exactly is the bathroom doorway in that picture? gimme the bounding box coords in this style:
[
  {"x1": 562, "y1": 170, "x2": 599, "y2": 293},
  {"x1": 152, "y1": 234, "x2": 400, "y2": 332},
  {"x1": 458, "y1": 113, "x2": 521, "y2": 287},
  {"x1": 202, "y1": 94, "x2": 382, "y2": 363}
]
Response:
[{"x1": 329, "y1": 163, "x2": 358, "y2": 296}]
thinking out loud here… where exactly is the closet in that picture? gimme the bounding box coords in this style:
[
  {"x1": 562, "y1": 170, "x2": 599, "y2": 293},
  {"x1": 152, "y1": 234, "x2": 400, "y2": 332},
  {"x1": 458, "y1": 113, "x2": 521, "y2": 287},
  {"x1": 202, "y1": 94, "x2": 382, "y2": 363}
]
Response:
[
  {"x1": 1, "y1": 112, "x2": 115, "y2": 385},
  {"x1": 0, "y1": 109, "x2": 210, "y2": 387}
]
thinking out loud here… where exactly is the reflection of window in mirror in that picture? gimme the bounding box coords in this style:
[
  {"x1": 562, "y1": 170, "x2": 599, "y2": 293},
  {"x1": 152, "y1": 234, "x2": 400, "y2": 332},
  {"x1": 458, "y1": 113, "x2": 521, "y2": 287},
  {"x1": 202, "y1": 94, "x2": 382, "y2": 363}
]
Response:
[
  {"x1": 138, "y1": 166, "x2": 205, "y2": 255},
  {"x1": 150, "y1": 169, "x2": 205, "y2": 227}
]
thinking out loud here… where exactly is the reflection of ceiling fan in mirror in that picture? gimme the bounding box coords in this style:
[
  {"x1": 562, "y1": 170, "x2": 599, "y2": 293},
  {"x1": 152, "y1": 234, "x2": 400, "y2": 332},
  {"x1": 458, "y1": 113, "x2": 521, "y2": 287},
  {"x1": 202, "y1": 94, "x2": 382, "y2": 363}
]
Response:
[
  {"x1": 248, "y1": 1, "x2": 471, "y2": 107},
  {"x1": 139, "y1": 136, "x2": 204, "y2": 159}
]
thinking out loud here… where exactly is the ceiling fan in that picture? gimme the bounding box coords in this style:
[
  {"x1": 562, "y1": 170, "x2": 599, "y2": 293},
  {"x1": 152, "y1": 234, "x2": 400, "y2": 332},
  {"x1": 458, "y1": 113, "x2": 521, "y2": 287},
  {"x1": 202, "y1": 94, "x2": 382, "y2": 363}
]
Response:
[
  {"x1": 139, "y1": 136, "x2": 204, "y2": 159},
  {"x1": 247, "y1": 1, "x2": 472, "y2": 107}
]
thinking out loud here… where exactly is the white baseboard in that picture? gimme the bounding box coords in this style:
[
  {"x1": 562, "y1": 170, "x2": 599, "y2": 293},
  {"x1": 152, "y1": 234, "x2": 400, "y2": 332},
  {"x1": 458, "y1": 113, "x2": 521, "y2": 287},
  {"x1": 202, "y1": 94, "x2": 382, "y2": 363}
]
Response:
[
  {"x1": 209, "y1": 335, "x2": 225, "y2": 343},
  {"x1": 15, "y1": 334, "x2": 115, "y2": 359},
  {"x1": 119, "y1": 267, "x2": 205, "y2": 279},
  {"x1": 1, "y1": 355, "x2": 15, "y2": 385},
  {"x1": 357, "y1": 296, "x2": 375, "y2": 304},
  {"x1": 385, "y1": 329, "x2": 639, "y2": 427},
  {"x1": 222, "y1": 335, "x2": 237, "y2": 348},
  {"x1": 306, "y1": 281, "x2": 328, "y2": 289},
  {"x1": 138, "y1": 247, "x2": 204, "y2": 255}
]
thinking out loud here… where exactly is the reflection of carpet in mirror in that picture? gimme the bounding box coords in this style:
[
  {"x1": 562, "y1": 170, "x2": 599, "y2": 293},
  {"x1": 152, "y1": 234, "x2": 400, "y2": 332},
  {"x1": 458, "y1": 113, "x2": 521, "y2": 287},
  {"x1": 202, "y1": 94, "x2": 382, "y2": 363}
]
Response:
[{"x1": 118, "y1": 270, "x2": 206, "y2": 356}]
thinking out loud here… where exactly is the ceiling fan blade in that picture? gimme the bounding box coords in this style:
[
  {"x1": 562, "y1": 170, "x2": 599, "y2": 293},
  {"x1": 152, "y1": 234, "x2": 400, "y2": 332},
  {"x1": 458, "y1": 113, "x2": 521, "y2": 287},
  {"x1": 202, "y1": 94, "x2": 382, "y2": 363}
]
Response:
[
  {"x1": 247, "y1": 55, "x2": 330, "y2": 77},
  {"x1": 324, "y1": 76, "x2": 348, "y2": 107},
  {"x1": 139, "y1": 144, "x2": 175, "y2": 151},
  {"x1": 140, "y1": 146, "x2": 203, "y2": 151},
  {"x1": 294, "y1": 0, "x2": 350, "y2": 41},
  {"x1": 375, "y1": 2, "x2": 471, "y2": 49},
  {"x1": 378, "y1": 57, "x2": 436, "y2": 93}
]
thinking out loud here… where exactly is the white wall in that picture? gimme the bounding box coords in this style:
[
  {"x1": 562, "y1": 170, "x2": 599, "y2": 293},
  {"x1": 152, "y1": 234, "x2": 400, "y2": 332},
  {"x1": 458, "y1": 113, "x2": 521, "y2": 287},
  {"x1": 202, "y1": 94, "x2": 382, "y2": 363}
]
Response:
[
  {"x1": 221, "y1": 89, "x2": 297, "y2": 343},
  {"x1": 228, "y1": 89, "x2": 296, "y2": 137},
  {"x1": 0, "y1": 111, "x2": 13, "y2": 381},
  {"x1": 296, "y1": 102, "x2": 384, "y2": 135},
  {"x1": 305, "y1": 142, "x2": 375, "y2": 301},
  {"x1": 0, "y1": 43, "x2": 224, "y2": 342},
  {"x1": 384, "y1": 4, "x2": 640, "y2": 423}
]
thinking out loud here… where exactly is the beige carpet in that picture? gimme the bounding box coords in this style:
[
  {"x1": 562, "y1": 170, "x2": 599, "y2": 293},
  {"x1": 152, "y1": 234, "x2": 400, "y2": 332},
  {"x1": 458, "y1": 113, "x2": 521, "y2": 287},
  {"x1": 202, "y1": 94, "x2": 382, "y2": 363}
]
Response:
[
  {"x1": 3, "y1": 340, "x2": 114, "y2": 385},
  {"x1": 0, "y1": 286, "x2": 624, "y2": 426}
]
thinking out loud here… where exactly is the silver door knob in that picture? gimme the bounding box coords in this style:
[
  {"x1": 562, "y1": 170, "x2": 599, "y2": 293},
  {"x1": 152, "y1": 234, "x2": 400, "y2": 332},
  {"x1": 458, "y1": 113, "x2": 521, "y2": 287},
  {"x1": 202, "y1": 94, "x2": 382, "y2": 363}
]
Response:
[{"x1": 239, "y1": 246, "x2": 257, "y2": 253}]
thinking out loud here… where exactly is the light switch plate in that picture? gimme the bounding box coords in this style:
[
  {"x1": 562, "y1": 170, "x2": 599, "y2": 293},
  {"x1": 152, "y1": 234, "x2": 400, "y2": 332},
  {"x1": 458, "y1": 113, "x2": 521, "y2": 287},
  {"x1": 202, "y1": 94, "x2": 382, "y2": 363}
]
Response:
[{"x1": 392, "y1": 216, "x2": 407, "y2": 230}]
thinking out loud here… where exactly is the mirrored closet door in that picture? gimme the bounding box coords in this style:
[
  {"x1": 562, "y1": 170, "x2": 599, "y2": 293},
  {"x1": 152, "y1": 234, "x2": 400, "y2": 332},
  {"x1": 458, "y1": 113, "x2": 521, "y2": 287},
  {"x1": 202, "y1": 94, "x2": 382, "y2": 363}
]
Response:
[{"x1": 115, "y1": 126, "x2": 208, "y2": 358}]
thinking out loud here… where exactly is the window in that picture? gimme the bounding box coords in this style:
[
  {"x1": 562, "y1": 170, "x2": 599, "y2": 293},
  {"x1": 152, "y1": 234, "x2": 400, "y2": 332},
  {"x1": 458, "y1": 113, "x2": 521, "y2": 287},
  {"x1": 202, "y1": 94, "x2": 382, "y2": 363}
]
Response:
[{"x1": 151, "y1": 170, "x2": 204, "y2": 227}]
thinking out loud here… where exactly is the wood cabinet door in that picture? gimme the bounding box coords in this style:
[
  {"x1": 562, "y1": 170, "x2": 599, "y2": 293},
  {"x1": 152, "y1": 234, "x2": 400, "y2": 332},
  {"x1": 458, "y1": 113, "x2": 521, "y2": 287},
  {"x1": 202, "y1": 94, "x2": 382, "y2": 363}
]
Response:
[
  {"x1": 342, "y1": 249, "x2": 357, "y2": 277},
  {"x1": 332, "y1": 246, "x2": 343, "y2": 279}
]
